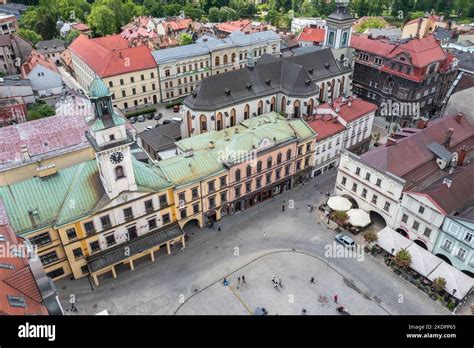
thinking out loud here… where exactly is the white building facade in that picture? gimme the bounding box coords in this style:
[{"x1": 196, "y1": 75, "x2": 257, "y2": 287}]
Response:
[{"x1": 291, "y1": 17, "x2": 326, "y2": 34}]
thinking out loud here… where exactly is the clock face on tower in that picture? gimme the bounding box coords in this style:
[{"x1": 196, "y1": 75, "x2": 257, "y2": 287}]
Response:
[{"x1": 110, "y1": 152, "x2": 124, "y2": 164}]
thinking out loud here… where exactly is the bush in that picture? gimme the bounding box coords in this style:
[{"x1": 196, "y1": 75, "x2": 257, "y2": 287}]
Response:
[
  {"x1": 165, "y1": 98, "x2": 185, "y2": 109},
  {"x1": 446, "y1": 302, "x2": 456, "y2": 310},
  {"x1": 125, "y1": 107, "x2": 156, "y2": 118}
]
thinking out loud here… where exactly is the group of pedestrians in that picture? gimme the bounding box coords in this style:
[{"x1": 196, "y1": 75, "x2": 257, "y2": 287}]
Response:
[{"x1": 272, "y1": 276, "x2": 283, "y2": 290}]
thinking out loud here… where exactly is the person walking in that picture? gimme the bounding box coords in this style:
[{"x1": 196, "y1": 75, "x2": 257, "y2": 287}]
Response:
[
  {"x1": 334, "y1": 294, "x2": 338, "y2": 303},
  {"x1": 237, "y1": 277, "x2": 241, "y2": 285},
  {"x1": 263, "y1": 232, "x2": 267, "y2": 240},
  {"x1": 242, "y1": 275, "x2": 246, "y2": 284},
  {"x1": 310, "y1": 277, "x2": 314, "y2": 283},
  {"x1": 218, "y1": 224, "x2": 221, "y2": 232},
  {"x1": 273, "y1": 282, "x2": 278, "y2": 290},
  {"x1": 282, "y1": 201, "x2": 285, "y2": 212},
  {"x1": 278, "y1": 278, "x2": 282, "y2": 288},
  {"x1": 272, "y1": 276, "x2": 276, "y2": 283}
]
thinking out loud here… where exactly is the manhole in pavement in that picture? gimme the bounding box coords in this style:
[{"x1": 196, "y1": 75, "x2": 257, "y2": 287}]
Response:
[{"x1": 93, "y1": 304, "x2": 98, "y2": 308}]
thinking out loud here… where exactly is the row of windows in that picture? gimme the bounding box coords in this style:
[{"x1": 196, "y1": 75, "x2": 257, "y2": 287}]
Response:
[
  {"x1": 109, "y1": 72, "x2": 155, "y2": 87},
  {"x1": 115, "y1": 83, "x2": 156, "y2": 98},
  {"x1": 400, "y1": 213, "x2": 432, "y2": 237},
  {"x1": 340, "y1": 176, "x2": 390, "y2": 212}
]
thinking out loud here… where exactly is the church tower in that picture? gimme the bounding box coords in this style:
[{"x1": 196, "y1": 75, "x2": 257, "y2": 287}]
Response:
[
  {"x1": 324, "y1": 0, "x2": 355, "y2": 61},
  {"x1": 86, "y1": 78, "x2": 137, "y2": 199}
]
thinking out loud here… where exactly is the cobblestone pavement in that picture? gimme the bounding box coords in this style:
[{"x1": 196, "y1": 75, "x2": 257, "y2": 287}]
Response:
[{"x1": 56, "y1": 170, "x2": 450, "y2": 315}]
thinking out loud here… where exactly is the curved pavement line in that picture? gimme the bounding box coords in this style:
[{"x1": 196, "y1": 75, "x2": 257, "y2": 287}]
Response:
[{"x1": 173, "y1": 249, "x2": 393, "y2": 315}]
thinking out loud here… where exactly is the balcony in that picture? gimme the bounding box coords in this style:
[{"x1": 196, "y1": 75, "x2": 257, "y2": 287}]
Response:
[{"x1": 124, "y1": 215, "x2": 134, "y2": 222}]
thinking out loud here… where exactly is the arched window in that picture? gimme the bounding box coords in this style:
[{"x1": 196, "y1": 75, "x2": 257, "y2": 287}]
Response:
[
  {"x1": 216, "y1": 112, "x2": 223, "y2": 131},
  {"x1": 307, "y1": 99, "x2": 314, "y2": 116},
  {"x1": 244, "y1": 104, "x2": 250, "y2": 119},
  {"x1": 293, "y1": 100, "x2": 300, "y2": 118},
  {"x1": 200, "y1": 114, "x2": 207, "y2": 133},
  {"x1": 231, "y1": 53, "x2": 236, "y2": 63},
  {"x1": 277, "y1": 153, "x2": 282, "y2": 164},
  {"x1": 286, "y1": 149, "x2": 292, "y2": 161},
  {"x1": 230, "y1": 108, "x2": 236, "y2": 127},
  {"x1": 258, "y1": 100, "x2": 263, "y2": 115},
  {"x1": 270, "y1": 96, "x2": 276, "y2": 112},
  {"x1": 339, "y1": 76, "x2": 345, "y2": 97},
  {"x1": 115, "y1": 166, "x2": 125, "y2": 180},
  {"x1": 281, "y1": 96, "x2": 286, "y2": 113},
  {"x1": 223, "y1": 55, "x2": 228, "y2": 65},
  {"x1": 215, "y1": 56, "x2": 220, "y2": 66},
  {"x1": 257, "y1": 161, "x2": 262, "y2": 173},
  {"x1": 319, "y1": 83, "x2": 325, "y2": 101},
  {"x1": 267, "y1": 157, "x2": 272, "y2": 169},
  {"x1": 246, "y1": 165, "x2": 252, "y2": 177},
  {"x1": 235, "y1": 169, "x2": 241, "y2": 182}
]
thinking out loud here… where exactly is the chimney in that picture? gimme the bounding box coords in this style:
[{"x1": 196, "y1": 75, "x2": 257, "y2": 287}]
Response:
[
  {"x1": 21, "y1": 145, "x2": 30, "y2": 161},
  {"x1": 458, "y1": 145, "x2": 467, "y2": 166},
  {"x1": 455, "y1": 113, "x2": 463, "y2": 123},
  {"x1": 416, "y1": 118, "x2": 428, "y2": 129},
  {"x1": 443, "y1": 178, "x2": 452, "y2": 188},
  {"x1": 442, "y1": 128, "x2": 454, "y2": 148},
  {"x1": 386, "y1": 138, "x2": 397, "y2": 147}
]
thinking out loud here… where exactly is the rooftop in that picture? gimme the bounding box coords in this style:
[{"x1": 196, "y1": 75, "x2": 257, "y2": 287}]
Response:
[
  {"x1": 184, "y1": 48, "x2": 346, "y2": 111},
  {"x1": 297, "y1": 27, "x2": 326, "y2": 43},
  {"x1": 36, "y1": 39, "x2": 66, "y2": 52},
  {"x1": 152, "y1": 30, "x2": 280, "y2": 64},
  {"x1": 360, "y1": 114, "x2": 474, "y2": 187},
  {"x1": 306, "y1": 115, "x2": 346, "y2": 141},
  {"x1": 21, "y1": 51, "x2": 59, "y2": 77},
  {"x1": 68, "y1": 34, "x2": 157, "y2": 78},
  {"x1": 316, "y1": 96, "x2": 378, "y2": 123}
]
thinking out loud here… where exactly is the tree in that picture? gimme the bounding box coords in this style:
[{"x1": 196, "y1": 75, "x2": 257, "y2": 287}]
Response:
[
  {"x1": 354, "y1": 17, "x2": 386, "y2": 33},
  {"x1": 394, "y1": 248, "x2": 412, "y2": 269},
  {"x1": 300, "y1": 0, "x2": 313, "y2": 16},
  {"x1": 331, "y1": 211, "x2": 349, "y2": 225},
  {"x1": 178, "y1": 33, "x2": 193, "y2": 46},
  {"x1": 432, "y1": 277, "x2": 447, "y2": 293},
  {"x1": 58, "y1": 0, "x2": 91, "y2": 22},
  {"x1": 34, "y1": 6, "x2": 59, "y2": 40},
  {"x1": 18, "y1": 7, "x2": 39, "y2": 31},
  {"x1": 454, "y1": 0, "x2": 471, "y2": 17},
  {"x1": 184, "y1": 4, "x2": 203, "y2": 20},
  {"x1": 144, "y1": 0, "x2": 164, "y2": 18},
  {"x1": 363, "y1": 230, "x2": 378, "y2": 246},
  {"x1": 265, "y1": 9, "x2": 278, "y2": 26},
  {"x1": 164, "y1": 3, "x2": 183, "y2": 17},
  {"x1": 208, "y1": 7, "x2": 220, "y2": 22},
  {"x1": 407, "y1": 11, "x2": 427, "y2": 20},
  {"x1": 18, "y1": 28, "x2": 42, "y2": 45},
  {"x1": 87, "y1": 5, "x2": 116, "y2": 36},
  {"x1": 27, "y1": 102, "x2": 55, "y2": 121},
  {"x1": 65, "y1": 29, "x2": 81, "y2": 43}
]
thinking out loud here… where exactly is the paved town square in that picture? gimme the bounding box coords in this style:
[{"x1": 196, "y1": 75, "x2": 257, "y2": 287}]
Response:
[{"x1": 56, "y1": 171, "x2": 449, "y2": 315}]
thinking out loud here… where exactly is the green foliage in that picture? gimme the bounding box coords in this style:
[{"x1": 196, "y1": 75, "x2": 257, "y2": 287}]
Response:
[
  {"x1": 125, "y1": 107, "x2": 157, "y2": 118},
  {"x1": 432, "y1": 277, "x2": 447, "y2": 292},
  {"x1": 408, "y1": 11, "x2": 426, "y2": 20},
  {"x1": 87, "y1": 5, "x2": 116, "y2": 36},
  {"x1": 394, "y1": 248, "x2": 412, "y2": 269},
  {"x1": 27, "y1": 102, "x2": 55, "y2": 121},
  {"x1": 354, "y1": 17, "x2": 387, "y2": 33},
  {"x1": 184, "y1": 4, "x2": 203, "y2": 20},
  {"x1": 178, "y1": 33, "x2": 193, "y2": 46},
  {"x1": 331, "y1": 210, "x2": 349, "y2": 224},
  {"x1": 164, "y1": 3, "x2": 183, "y2": 17},
  {"x1": 208, "y1": 7, "x2": 220, "y2": 22},
  {"x1": 18, "y1": 28, "x2": 42, "y2": 45},
  {"x1": 143, "y1": 0, "x2": 164, "y2": 18},
  {"x1": 363, "y1": 230, "x2": 378, "y2": 245},
  {"x1": 65, "y1": 29, "x2": 81, "y2": 43}
]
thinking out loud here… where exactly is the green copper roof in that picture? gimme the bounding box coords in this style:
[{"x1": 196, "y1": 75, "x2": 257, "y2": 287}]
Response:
[
  {"x1": 176, "y1": 112, "x2": 316, "y2": 164},
  {"x1": 0, "y1": 157, "x2": 172, "y2": 235},
  {"x1": 89, "y1": 112, "x2": 127, "y2": 132},
  {"x1": 157, "y1": 150, "x2": 226, "y2": 187},
  {"x1": 89, "y1": 78, "x2": 111, "y2": 98}
]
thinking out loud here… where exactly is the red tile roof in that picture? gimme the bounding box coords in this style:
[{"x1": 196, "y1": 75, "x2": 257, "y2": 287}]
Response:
[
  {"x1": 20, "y1": 51, "x2": 59, "y2": 77},
  {"x1": 163, "y1": 18, "x2": 192, "y2": 32},
  {"x1": 72, "y1": 23, "x2": 90, "y2": 31},
  {"x1": 0, "y1": 224, "x2": 48, "y2": 315},
  {"x1": 217, "y1": 19, "x2": 251, "y2": 33},
  {"x1": 360, "y1": 114, "x2": 474, "y2": 186},
  {"x1": 350, "y1": 34, "x2": 448, "y2": 68},
  {"x1": 297, "y1": 27, "x2": 326, "y2": 44},
  {"x1": 307, "y1": 115, "x2": 345, "y2": 141},
  {"x1": 0, "y1": 112, "x2": 90, "y2": 170},
  {"x1": 68, "y1": 34, "x2": 157, "y2": 78},
  {"x1": 318, "y1": 96, "x2": 378, "y2": 123},
  {"x1": 409, "y1": 163, "x2": 474, "y2": 215}
]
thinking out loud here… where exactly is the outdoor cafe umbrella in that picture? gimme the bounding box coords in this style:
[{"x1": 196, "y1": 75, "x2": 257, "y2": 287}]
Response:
[
  {"x1": 347, "y1": 209, "x2": 371, "y2": 228},
  {"x1": 327, "y1": 196, "x2": 352, "y2": 212}
]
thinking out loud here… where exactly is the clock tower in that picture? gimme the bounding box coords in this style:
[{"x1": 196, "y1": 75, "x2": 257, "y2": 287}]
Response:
[
  {"x1": 86, "y1": 78, "x2": 137, "y2": 199},
  {"x1": 323, "y1": 0, "x2": 355, "y2": 61}
]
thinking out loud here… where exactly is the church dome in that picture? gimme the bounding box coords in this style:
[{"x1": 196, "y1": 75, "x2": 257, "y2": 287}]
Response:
[{"x1": 89, "y1": 78, "x2": 110, "y2": 98}]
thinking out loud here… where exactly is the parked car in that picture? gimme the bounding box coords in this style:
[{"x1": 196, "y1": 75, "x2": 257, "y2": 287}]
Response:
[
  {"x1": 335, "y1": 233, "x2": 355, "y2": 248},
  {"x1": 171, "y1": 117, "x2": 183, "y2": 123},
  {"x1": 138, "y1": 115, "x2": 146, "y2": 122},
  {"x1": 146, "y1": 113, "x2": 154, "y2": 120},
  {"x1": 173, "y1": 104, "x2": 181, "y2": 112},
  {"x1": 145, "y1": 125, "x2": 153, "y2": 130},
  {"x1": 130, "y1": 117, "x2": 138, "y2": 124},
  {"x1": 154, "y1": 113, "x2": 162, "y2": 121},
  {"x1": 162, "y1": 119, "x2": 172, "y2": 125}
]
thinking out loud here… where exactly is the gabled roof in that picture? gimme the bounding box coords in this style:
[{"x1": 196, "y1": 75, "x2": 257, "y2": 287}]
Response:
[
  {"x1": 307, "y1": 115, "x2": 345, "y2": 141},
  {"x1": 350, "y1": 34, "x2": 448, "y2": 68},
  {"x1": 360, "y1": 114, "x2": 474, "y2": 182},
  {"x1": 297, "y1": 27, "x2": 326, "y2": 43},
  {"x1": 20, "y1": 51, "x2": 59, "y2": 77},
  {"x1": 68, "y1": 34, "x2": 156, "y2": 78},
  {"x1": 36, "y1": 39, "x2": 66, "y2": 52},
  {"x1": 317, "y1": 96, "x2": 378, "y2": 123}
]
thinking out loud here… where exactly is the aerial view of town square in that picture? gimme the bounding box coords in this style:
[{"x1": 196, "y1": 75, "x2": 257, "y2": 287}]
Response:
[{"x1": 0, "y1": 0, "x2": 473, "y2": 345}]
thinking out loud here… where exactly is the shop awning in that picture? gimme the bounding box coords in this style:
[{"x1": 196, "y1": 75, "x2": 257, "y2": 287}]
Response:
[
  {"x1": 427, "y1": 262, "x2": 474, "y2": 300},
  {"x1": 327, "y1": 196, "x2": 352, "y2": 212},
  {"x1": 376, "y1": 226, "x2": 413, "y2": 255},
  {"x1": 347, "y1": 209, "x2": 371, "y2": 227},
  {"x1": 406, "y1": 243, "x2": 442, "y2": 277}
]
